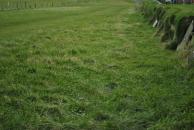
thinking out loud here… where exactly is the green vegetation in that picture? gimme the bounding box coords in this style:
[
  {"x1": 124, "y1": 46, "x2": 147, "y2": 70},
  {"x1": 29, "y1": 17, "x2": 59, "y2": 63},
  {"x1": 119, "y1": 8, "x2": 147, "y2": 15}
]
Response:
[
  {"x1": 0, "y1": 0, "x2": 101, "y2": 10},
  {"x1": 141, "y1": 0, "x2": 194, "y2": 49},
  {"x1": 0, "y1": 0, "x2": 194, "y2": 129}
]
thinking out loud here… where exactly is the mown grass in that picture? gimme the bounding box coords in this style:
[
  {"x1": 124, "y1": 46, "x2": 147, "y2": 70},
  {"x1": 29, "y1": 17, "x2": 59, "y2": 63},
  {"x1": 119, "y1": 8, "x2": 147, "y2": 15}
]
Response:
[
  {"x1": 0, "y1": 0, "x2": 194, "y2": 129},
  {"x1": 0, "y1": 0, "x2": 102, "y2": 10}
]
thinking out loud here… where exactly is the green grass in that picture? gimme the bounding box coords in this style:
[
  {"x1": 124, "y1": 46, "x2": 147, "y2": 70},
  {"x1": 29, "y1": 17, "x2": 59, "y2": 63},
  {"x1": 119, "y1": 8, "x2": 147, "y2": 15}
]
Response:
[
  {"x1": 0, "y1": 0, "x2": 194, "y2": 129},
  {"x1": 142, "y1": 0, "x2": 194, "y2": 23},
  {"x1": 0, "y1": 0, "x2": 102, "y2": 10},
  {"x1": 142, "y1": 0, "x2": 194, "y2": 50}
]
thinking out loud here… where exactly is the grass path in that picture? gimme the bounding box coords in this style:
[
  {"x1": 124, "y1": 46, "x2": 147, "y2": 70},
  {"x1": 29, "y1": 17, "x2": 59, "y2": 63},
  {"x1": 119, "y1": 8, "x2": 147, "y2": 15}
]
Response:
[{"x1": 0, "y1": 0, "x2": 194, "y2": 129}]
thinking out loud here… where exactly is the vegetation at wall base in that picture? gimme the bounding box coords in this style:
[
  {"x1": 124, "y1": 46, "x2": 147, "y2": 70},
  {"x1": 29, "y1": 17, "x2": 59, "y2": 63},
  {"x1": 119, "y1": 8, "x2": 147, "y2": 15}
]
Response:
[{"x1": 141, "y1": 0, "x2": 194, "y2": 50}]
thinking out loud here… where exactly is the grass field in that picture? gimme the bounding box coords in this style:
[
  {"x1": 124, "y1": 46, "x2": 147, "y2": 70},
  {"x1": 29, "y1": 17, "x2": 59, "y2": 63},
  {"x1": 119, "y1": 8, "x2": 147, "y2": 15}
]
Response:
[
  {"x1": 0, "y1": 0, "x2": 101, "y2": 10},
  {"x1": 0, "y1": 0, "x2": 194, "y2": 129}
]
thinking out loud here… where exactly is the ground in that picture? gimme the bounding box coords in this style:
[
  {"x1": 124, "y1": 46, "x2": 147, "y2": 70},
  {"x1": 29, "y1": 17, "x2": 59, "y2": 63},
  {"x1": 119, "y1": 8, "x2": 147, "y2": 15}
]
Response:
[{"x1": 0, "y1": 0, "x2": 194, "y2": 129}]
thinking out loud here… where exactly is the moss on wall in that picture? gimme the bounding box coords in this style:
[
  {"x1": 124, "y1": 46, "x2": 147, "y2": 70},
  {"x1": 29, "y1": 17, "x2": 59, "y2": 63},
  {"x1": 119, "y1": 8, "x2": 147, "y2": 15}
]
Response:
[{"x1": 141, "y1": 0, "x2": 194, "y2": 50}]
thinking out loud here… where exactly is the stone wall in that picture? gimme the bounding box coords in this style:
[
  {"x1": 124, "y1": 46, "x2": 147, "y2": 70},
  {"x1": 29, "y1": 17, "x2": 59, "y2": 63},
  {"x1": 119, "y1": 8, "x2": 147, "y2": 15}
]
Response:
[{"x1": 141, "y1": 0, "x2": 194, "y2": 67}]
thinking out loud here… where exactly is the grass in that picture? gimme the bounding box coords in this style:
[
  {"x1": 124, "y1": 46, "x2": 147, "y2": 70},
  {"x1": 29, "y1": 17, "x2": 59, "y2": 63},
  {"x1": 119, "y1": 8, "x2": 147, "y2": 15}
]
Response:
[
  {"x1": 0, "y1": 0, "x2": 194, "y2": 129},
  {"x1": 0, "y1": 0, "x2": 102, "y2": 10},
  {"x1": 142, "y1": 0, "x2": 194, "y2": 26},
  {"x1": 142, "y1": 0, "x2": 194, "y2": 50}
]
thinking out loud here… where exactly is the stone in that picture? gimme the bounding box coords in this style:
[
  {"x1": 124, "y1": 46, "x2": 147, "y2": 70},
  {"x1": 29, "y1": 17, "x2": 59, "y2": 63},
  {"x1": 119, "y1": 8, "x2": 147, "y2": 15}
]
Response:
[
  {"x1": 177, "y1": 20, "x2": 194, "y2": 51},
  {"x1": 153, "y1": 19, "x2": 158, "y2": 28}
]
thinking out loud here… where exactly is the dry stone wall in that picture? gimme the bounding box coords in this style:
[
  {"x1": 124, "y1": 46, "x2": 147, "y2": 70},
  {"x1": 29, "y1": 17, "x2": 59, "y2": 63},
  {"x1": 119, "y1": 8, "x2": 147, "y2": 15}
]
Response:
[{"x1": 141, "y1": 0, "x2": 194, "y2": 67}]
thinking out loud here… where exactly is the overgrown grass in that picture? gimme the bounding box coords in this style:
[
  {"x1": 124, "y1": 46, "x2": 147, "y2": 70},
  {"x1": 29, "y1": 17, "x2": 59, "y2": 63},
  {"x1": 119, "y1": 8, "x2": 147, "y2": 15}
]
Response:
[{"x1": 0, "y1": 0, "x2": 194, "y2": 129}]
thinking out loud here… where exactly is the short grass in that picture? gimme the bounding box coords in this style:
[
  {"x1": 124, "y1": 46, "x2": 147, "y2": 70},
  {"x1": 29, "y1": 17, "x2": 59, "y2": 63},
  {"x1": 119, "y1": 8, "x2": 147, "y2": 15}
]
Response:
[
  {"x1": 0, "y1": 0, "x2": 102, "y2": 10},
  {"x1": 0, "y1": 0, "x2": 194, "y2": 129}
]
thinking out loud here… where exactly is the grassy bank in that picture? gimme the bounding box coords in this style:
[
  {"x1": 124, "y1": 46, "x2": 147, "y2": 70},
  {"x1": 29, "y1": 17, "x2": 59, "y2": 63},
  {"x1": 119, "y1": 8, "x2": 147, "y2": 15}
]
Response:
[
  {"x1": 141, "y1": 0, "x2": 194, "y2": 49},
  {"x1": 0, "y1": 0, "x2": 194, "y2": 129}
]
